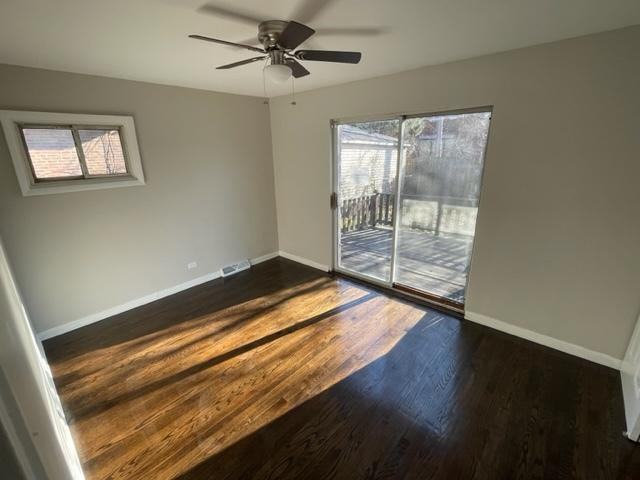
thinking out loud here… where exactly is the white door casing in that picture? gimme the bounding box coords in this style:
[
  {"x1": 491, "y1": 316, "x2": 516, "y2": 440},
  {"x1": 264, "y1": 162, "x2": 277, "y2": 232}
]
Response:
[
  {"x1": 621, "y1": 311, "x2": 640, "y2": 442},
  {"x1": 0, "y1": 238, "x2": 85, "y2": 479}
]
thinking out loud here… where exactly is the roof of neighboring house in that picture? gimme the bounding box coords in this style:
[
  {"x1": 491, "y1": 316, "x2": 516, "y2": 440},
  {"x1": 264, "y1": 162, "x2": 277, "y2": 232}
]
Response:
[{"x1": 340, "y1": 124, "x2": 398, "y2": 146}]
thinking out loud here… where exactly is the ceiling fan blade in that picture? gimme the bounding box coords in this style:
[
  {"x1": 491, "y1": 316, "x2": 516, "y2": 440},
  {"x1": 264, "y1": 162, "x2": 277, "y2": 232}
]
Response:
[
  {"x1": 197, "y1": 3, "x2": 265, "y2": 26},
  {"x1": 291, "y1": 0, "x2": 338, "y2": 24},
  {"x1": 216, "y1": 56, "x2": 266, "y2": 70},
  {"x1": 278, "y1": 21, "x2": 315, "y2": 50},
  {"x1": 286, "y1": 59, "x2": 311, "y2": 78},
  {"x1": 235, "y1": 36, "x2": 262, "y2": 46},
  {"x1": 295, "y1": 50, "x2": 361, "y2": 64},
  {"x1": 189, "y1": 35, "x2": 265, "y2": 53},
  {"x1": 315, "y1": 27, "x2": 387, "y2": 37}
]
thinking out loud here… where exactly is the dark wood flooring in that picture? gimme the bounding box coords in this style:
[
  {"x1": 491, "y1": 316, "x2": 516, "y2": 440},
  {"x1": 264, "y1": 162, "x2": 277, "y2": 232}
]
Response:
[{"x1": 43, "y1": 258, "x2": 639, "y2": 479}]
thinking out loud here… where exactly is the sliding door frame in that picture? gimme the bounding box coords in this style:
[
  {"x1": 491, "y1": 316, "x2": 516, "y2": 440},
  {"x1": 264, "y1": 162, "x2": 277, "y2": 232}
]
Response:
[
  {"x1": 331, "y1": 106, "x2": 493, "y2": 313},
  {"x1": 331, "y1": 115, "x2": 402, "y2": 291},
  {"x1": 387, "y1": 116, "x2": 406, "y2": 289}
]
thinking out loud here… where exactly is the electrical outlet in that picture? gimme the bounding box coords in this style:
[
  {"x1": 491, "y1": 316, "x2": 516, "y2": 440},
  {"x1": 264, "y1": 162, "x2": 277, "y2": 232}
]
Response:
[{"x1": 187, "y1": 261, "x2": 197, "y2": 270}]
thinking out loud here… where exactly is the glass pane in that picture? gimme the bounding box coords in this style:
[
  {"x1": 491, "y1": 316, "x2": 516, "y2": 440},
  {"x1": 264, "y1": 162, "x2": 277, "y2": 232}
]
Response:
[
  {"x1": 22, "y1": 128, "x2": 82, "y2": 179},
  {"x1": 78, "y1": 129, "x2": 127, "y2": 175},
  {"x1": 394, "y1": 112, "x2": 491, "y2": 303},
  {"x1": 337, "y1": 120, "x2": 399, "y2": 282}
]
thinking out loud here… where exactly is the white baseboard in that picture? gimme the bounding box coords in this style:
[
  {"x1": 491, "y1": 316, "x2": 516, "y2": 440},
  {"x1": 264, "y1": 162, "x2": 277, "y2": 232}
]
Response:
[
  {"x1": 465, "y1": 311, "x2": 622, "y2": 370},
  {"x1": 250, "y1": 251, "x2": 279, "y2": 265},
  {"x1": 37, "y1": 251, "x2": 279, "y2": 341},
  {"x1": 278, "y1": 250, "x2": 330, "y2": 272}
]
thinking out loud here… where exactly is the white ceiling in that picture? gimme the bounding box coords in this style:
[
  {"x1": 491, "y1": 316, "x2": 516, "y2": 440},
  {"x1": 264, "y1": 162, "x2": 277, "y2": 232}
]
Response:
[{"x1": 1, "y1": 0, "x2": 639, "y2": 97}]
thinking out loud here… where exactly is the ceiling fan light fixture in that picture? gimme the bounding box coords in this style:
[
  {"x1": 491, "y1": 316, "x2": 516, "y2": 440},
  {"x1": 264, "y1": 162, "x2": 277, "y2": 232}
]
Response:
[{"x1": 264, "y1": 63, "x2": 292, "y2": 83}]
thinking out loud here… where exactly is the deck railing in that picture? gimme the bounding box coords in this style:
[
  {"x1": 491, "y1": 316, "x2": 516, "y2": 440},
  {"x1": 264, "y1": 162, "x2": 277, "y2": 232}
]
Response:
[
  {"x1": 340, "y1": 193, "x2": 394, "y2": 232},
  {"x1": 340, "y1": 193, "x2": 477, "y2": 235}
]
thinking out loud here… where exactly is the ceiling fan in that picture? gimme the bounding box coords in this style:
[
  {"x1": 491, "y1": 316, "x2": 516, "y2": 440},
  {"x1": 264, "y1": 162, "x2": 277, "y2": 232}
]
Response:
[{"x1": 189, "y1": 1, "x2": 365, "y2": 83}]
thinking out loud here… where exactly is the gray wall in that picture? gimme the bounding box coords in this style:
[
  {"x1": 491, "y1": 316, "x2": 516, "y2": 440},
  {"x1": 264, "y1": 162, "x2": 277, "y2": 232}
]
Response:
[
  {"x1": 0, "y1": 64, "x2": 278, "y2": 334},
  {"x1": 269, "y1": 26, "x2": 640, "y2": 360}
]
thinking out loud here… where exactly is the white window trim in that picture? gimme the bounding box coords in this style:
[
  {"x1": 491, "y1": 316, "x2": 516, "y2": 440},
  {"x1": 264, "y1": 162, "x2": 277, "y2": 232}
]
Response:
[{"x1": 0, "y1": 110, "x2": 145, "y2": 196}]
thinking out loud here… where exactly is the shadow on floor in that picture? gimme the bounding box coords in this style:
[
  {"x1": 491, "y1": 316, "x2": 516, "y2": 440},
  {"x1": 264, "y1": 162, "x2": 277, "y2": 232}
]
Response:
[
  {"x1": 66, "y1": 291, "x2": 379, "y2": 423},
  {"x1": 43, "y1": 258, "x2": 324, "y2": 362},
  {"x1": 173, "y1": 311, "x2": 638, "y2": 480},
  {"x1": 43, "y1": 258, "x2": 640, "y2": 479}
]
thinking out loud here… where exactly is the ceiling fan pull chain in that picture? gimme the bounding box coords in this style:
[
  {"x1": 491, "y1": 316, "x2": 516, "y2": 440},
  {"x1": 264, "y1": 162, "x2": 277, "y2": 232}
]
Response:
[
  {"x1": 263, "y1": 58, "x2": 269, "y2": 104},
  {"x1": 290, "y1": 76, "x2": 297, "y2": 106}
]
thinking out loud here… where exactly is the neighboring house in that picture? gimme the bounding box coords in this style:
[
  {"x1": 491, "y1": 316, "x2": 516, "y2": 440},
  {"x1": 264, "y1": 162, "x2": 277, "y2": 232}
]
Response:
[
  {"x1": 338, "y1": 124, "x2": 398, "y2": 199},
  {"x1": 22, "y1": 128, "x2": 125, "y2": 179}
]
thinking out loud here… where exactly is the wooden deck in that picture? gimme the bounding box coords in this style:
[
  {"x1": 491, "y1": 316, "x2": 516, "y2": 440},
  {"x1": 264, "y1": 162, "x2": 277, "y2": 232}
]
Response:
[{"x1": 340, "y1": 227, "x2": 473, "y2": 302}]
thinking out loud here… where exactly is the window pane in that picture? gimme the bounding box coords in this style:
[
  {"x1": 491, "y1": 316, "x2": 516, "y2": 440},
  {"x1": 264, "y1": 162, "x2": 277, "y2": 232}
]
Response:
[
  {"x1": 22, "y1": 128, "x2": 82, "y2": 179},
  {"x1": 337, "y1": 119, "x2": 400, "y2": 282},
  {"x1": 78, "y1": 129, "x2": 127, "y2": 175},
  {"x1": 394, "y1": 112, "x2": 491, "y2": 303}
]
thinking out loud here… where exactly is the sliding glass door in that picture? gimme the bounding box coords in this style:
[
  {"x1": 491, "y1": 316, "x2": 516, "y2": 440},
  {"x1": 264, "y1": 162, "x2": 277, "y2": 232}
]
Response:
[{"x1": 333, "y1": 109, "x2": 491, "y2": 308}]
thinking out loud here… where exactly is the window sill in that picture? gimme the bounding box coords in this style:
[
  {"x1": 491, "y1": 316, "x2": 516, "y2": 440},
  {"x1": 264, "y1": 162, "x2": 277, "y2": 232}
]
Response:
[{"x1": 25, "y1": 175, "x2": 145, "y2": 196}]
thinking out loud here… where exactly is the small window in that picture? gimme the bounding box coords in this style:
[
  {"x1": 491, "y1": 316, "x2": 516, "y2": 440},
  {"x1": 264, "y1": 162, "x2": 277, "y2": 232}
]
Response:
[
  {"x1": 19, "y1": 125, "x2": 130, "y2": 182},
  {"x1": 0, "y1": 111, "x2": 144, "y2": 196}
]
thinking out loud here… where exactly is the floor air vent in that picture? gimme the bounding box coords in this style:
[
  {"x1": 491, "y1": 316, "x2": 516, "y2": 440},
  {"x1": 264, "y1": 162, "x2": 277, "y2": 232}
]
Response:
[{"x1": 220, "y1": 259, "x2": 250, "y2": 278}]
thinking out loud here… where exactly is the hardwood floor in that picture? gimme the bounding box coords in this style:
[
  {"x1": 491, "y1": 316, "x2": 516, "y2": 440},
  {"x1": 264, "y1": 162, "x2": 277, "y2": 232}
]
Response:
[{"x1": 43, "y1": 258, "x2": 639, "y2": 479}]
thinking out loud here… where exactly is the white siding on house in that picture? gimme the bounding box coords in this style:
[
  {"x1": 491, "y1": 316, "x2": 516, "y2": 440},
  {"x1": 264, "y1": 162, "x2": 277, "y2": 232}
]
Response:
[
  {"x1": 339, "y1": 145, "x2": 397, "y2": 199},
  {"x1": 338, "y1": 124, "x2": 398, "y2": 200}
]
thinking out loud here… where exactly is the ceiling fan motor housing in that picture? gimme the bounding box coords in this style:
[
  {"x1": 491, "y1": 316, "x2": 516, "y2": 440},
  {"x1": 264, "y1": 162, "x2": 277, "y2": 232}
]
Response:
[{"x1": 258, "y1": 20, "x2": 289, "y2": 51}]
